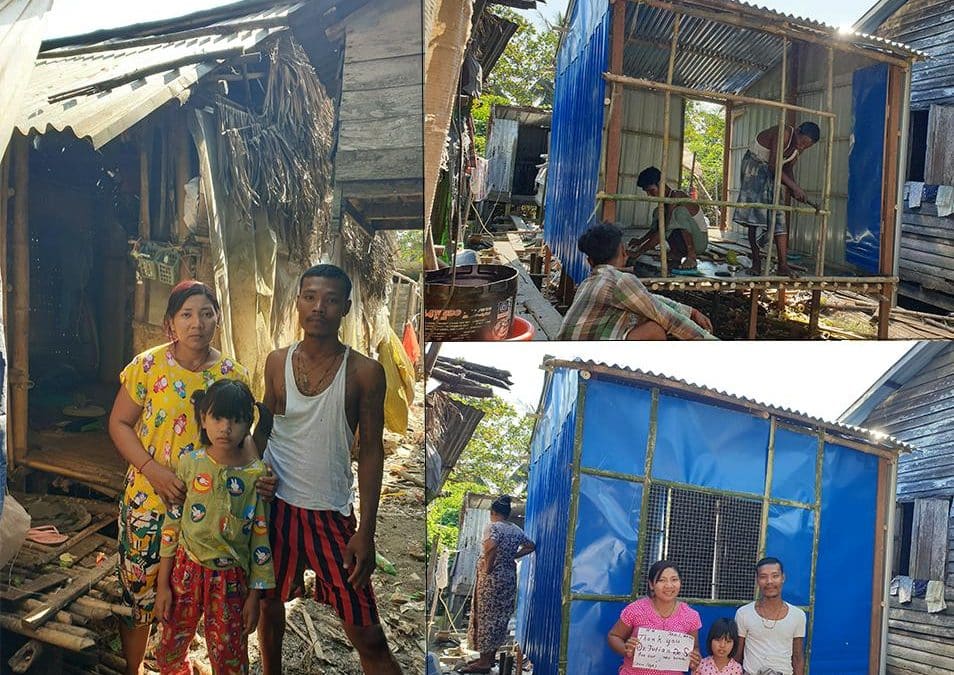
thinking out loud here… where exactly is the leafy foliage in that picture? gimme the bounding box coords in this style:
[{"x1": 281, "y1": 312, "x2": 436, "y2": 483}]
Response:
[
  {"x1": 426, "y1": 395, "x2": 534, "y2": 548},
  {"x1": 471, "y1": 93, "x2": 511, "y2": 155},
  {"x1": 683, "y1": 101, "x2": 726, "y2": 198},
  {"x1": 484, "y1": 8, "x2": 559, "y2": 108},
  {"x1": 393, "y1": 229, "x2": 423, "y2": 277}
]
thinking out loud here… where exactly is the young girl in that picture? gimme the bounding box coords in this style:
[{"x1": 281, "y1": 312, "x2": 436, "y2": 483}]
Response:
[
  {"x1": 694, "y1": 618, "x2": 742, "y2": 675},
  {"x1": 155, "y1": 379, "x2": 275, "y2": 675}
]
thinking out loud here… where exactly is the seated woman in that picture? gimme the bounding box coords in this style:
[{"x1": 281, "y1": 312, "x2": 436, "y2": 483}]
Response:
[
  {"x1": 608, "y1": 560, "x2": 702, "y2": 675},
  {"x1": 629, "y1": 166, "x2": 709, "y2": 271}
]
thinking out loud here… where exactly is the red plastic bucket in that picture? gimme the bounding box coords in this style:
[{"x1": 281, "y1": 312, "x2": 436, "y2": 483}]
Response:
[{"x1": 505, "y1": 316, "x2": 535, "y2": 341}]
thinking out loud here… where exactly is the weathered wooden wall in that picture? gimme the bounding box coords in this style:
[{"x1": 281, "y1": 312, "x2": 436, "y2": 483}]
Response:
[
  {"x1": 874, "y1": 0, "x2": 954, "y2": 110},
  {"x1": 861, "y1": 343, "x2": 954, "y2": 674},
  {"x1": 898, "y1": 201, "x2": 954, "y2": 311}
]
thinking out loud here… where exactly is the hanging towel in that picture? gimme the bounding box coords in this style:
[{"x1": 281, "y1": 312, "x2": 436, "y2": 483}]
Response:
[
  {"x1": 926, "y1": 580, "x2": 948, "y2": 613},
  {"x1": 913, "y1": 579, "x2": 929, "y2": 598},
  {"x1": 936, "y1": 185, "x2": 954, "y2": 217},
  {"x1": 889, "y1": 576, "x2": 900, "y2": 596},
  {"x1": 908, "y1": 181, "x2": 924, "y2": 208},
  {"x1": 898, "y1": 575, "x2": 913, "y2": 603}
]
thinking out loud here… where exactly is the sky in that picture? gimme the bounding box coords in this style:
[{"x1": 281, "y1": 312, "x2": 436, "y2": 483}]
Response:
[
  {"x1": 517, "y1": 0, "x2": 880, "y2": 32},
  {"x1": 437, "y1": 341, "x2": 914, "y2": 426},
  {"x1": 43, "y1": 0, "x2": 234, "y2": 39}
]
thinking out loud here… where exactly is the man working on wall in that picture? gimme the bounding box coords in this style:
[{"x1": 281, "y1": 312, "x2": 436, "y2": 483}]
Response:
[
  {"x1": 735, "y1": 557, "x2": 806, "y2": 675},
  {"x1": 255, "y1": 264, "x2": 402, "y2": 674},
  {"x1": 628, "y1": 166, "x2": 709, "y2": 272},
  {"x1": 557, "y1": 222, "x2": 717, "y2": 340}
]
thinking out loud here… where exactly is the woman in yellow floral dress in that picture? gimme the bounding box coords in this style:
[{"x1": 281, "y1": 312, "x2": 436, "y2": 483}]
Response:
[{"x1": 108, "y1": 280, "x2": 272, "y2": 674}]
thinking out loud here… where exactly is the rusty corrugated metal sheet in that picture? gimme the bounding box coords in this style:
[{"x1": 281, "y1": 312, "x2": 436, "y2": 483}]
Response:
[
  {"x1": 15, "y1": 3, "x2": 301, "y2": 149},
  {"x1": 0, "y1": 0, "x2": 53, "y2": 159}
]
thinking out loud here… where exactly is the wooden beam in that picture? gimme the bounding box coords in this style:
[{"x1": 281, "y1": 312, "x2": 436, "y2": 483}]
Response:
[
  {"x1": 602, "y1": 0, "x2": 628, "y2": 224},
  {"x1": 657, "y1": 12, "x2": 682, "y2": 278},
  {"x1": 870, "y1": 457, "x2": 890, "y2": 673},
  {"x1": 135, "y1": 131, "x2": 150, "y2": 323},
  {"x1": 10, "y1": 134, "x2": 29, "y2": 468},
  {"x1": 0, "y1": 148, "x2": 8, "y2": 472},
  {"x1": 879, "y1": 65, "x2": 904, "y2": 340}
]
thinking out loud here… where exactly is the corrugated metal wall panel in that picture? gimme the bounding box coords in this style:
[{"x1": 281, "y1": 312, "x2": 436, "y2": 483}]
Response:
[
  {"x1": 544, "y1": 1, "x2": 610, "y2": 284},
  {"x1": 729, "y1": 69, "x2": 779, "y2": 229},
  {"x1": 614, "y1": 89, "x2": 683, "y2": 229},
  {"x1": 486, "y1": 117, "x2": 520, "y2": 196}
]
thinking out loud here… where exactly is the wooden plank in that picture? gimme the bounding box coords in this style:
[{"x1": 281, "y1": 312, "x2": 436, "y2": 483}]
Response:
[
  {"x1": 21, "y1": 554, "x2": 119, "y2": 629},
  {"x1": 889, "y1": 631, "x2": 954, "y2": 659},
  {"x1": 0, "y1": 573, "x2": 69, "y2": 604},
  {"x1": 335, "y1": 147, "x2": 423, "y2": 183},
  {"x1": 886, "y1": 643, "x2": 954, "y2": 671},
  {"x1": 339, "y1": 85, "x2": 422, "y2": 122},
  {"x1": 340, "y1": 54, "x2": 421, "y2": 91},
  {"x1": 910, "y1": 498, "x2": 949, "y2": 580},
  {"x1": 337, "y1": 115, "x2": 423, "y2": 152},
  {"x1": 925, "y1": 103, "x2": 954, "y2": 185},
  {"x1": 495, "y1": 236, "x2": 563, "y2": 340},
  {"x1": 342, "y1": 0, "x2": 421, "y2": 63}
]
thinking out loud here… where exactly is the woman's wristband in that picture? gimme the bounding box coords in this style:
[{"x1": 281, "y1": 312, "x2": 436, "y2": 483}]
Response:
[{"x1": 138, "y1": 457, "x2": 155, "y2": 473}]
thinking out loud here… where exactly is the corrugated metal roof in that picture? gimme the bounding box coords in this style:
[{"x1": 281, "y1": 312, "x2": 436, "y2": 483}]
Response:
[
  {"x1": 543, "y1": 357, "x2": 916, "y2": 454},
  {"x1": 15, "y1": 3, "x2": 301, "y2": 148},
  {"x1": 0, "y1": 0, "x2": 53, "y2": 159},
  {"x1": 622, "y1": 0, "x2": 927, "y2": 95}
]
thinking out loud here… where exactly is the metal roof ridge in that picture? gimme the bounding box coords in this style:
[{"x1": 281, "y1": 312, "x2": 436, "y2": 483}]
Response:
[{"x1": 541, "y1": 356, "x2": 916, "y2": 453}]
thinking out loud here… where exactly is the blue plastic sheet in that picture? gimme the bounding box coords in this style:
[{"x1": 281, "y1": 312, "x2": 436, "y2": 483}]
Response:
[
  {"x1": 571, "y1": 474, "x2": 642, "y2": 596},
  {"x1": 846, "y1": 63, "x2": 888, "y2": 273},
  {"x1": 516, "y1": 369, "x2": 580, "y2": 675},
  {"x1": 764, "y1": 505, "x2": 814, "y2": 606},
  {"x1": 771, "y1": 427, "x2": 817, "y2": 504},
  {"x1": 566, "y1": 600, "x2": 628, "y2": 675},
  {"x1": 812, "y1": 443, "x2": 878, "y2": 674},
  {"x1": 544, "y1": 3, "x2": 609, "y2": 284},
  {"x1": 696, "y1": 604, "x2": 743, "y2": 658},
  {"x1": 580, "y1": 378, "x2": 651, "y2": 474},
  {"x1": 653, "y1": 395, "x2": 769, "y2": 495}
]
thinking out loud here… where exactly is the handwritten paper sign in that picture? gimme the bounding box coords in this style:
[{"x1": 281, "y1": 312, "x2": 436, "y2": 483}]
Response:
[{"x1": 632, "y1": 628, "x2": 694, "y2": 671}]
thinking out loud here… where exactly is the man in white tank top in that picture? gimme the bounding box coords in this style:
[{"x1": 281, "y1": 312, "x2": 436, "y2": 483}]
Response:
[
  {"x1": 735, "y1": 557, "x2": 806, "y2": 675},
  {"x1": 254, "y1": 265, "x2": 402, "y2": 674}
]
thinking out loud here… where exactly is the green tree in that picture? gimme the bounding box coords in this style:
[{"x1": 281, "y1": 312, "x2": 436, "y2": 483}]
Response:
[
  {"x1": 426, "y1": 395, "x2": 534, "y2": 549},
  {"x1": 484, "y1": 8, "x2": 560, "y2": 108},
  {"x1": 683, "y1": 100, "x2": 726, "y2": 198},
  {"x1": 393, "y1": 229, "x2": 423, "y2": 277},
  {"x1": 471, "y1": 93, "x2": 510, "y2": 155}
]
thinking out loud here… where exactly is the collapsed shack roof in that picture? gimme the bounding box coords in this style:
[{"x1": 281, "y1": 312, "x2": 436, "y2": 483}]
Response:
[
  {"x1": 430, "y1": 356, "x2": 514, "y2": 398},
  {"x1": 491, "y1": 103, "x2": 551, "y2": 127},
  {"x1": 15, "y1": 0, "x2": 422, "y2": 232},
  {"x1": 607, "y1": 0, "x2": 925, "y2": 96},
  {"x1": 542, "y1": 357, "x2": 915, "y2": 456},
  {"x1": 471, "y1": 8, "x2": 520, "y2": 79}
]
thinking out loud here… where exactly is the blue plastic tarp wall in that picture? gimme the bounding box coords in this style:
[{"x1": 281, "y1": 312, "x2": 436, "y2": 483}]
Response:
[
  {"x1": 515, "y1": 368, "x2": 579, "y2": 675},
  {"x1": 845, "y1": 63, "x2": 888, "y2": 274},
  {"x1": 543, "y1": 0, "x2": 610, "y2": 285},
  {"x1": 520, "y1": 371, "x2": 882, "y2": 675}
]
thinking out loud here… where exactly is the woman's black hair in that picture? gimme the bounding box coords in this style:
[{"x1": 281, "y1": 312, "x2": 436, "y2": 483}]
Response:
[
  {"x1": 491, "y1": 495, "x2": 512, "y2": 518},
  {"x1": 647, "y1": 559, "x2": 681, "y2": 592},
  {"x1": 797, "y1": 121, "x2": 820, "y2": 143},
  {"x1": 706, "y1": 618, "x2": 739, "y2": 659},
  {"x1": 192, "y1": 379, "x2": 255, "y2": 446},
  {"x1": 164, "y1": 280, "x2": 220, "y2": 333}
]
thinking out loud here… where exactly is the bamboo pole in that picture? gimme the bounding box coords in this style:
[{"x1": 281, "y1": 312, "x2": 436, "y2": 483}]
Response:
[
  {"x1": 657, "y1": 13, "x2": 681, "y2": 278},
  {"x1": 626, "y1": 0, "x2": 914, "y2": 69},
  {"x1": 763, "y1": 38, "x2": 788, "y2": 280},
  {"x1": 135, "y1": 131, "x2": 150, "y2": 323},
  {"x1": 721, "y1": 104, "x2": 733, "y2": 230},
  {"x1": 0, "y1": 615, "x2": 95, "y2": 652},
  {"x1": 602, "y1": 0, "x2": 628, "y2": 224},
  {"x1": 598, "y1": 191, "x2": 828, "y2": 215},
  {"x1": 10, "y1": 134, "x2": 29, "y2": 468},
  {"x1": 816, "y1": 47, "x2": 835, "y2": 276},
  {"x1": 604, "y1": 73, "x2": 836, "y2": 119}
]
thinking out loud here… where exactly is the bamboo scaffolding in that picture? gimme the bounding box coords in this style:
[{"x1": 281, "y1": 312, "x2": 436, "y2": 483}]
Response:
[
  {"x1": 601, "y1": 0, "x2": 628, "y2": 224},
  {"x1": 816, "y1": 47, "x2": 835, "y2": 277},
  {"x1": 604, "y1": 73, "x2": 836, "y2": 119},
  {"x1": 10, "y1": 134, "x2": 29, "y2": 467},
  {"x1": 597, "y1": 192, "x2": 828, "y2": 215},
  {"x1": 763, "y1": 38, "x2": 788, "y2": 283},
  {"x1": 657, "y1": 13, "x2": 681, "y2": 277}
]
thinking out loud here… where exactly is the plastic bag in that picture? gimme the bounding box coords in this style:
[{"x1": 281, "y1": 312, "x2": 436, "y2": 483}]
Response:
[
  {"x1": 0, "y1": 494, "x2": 31, "y2": 567},
  {"x1": 378, "y1": 327, "x2": 415, "y2": 434}
]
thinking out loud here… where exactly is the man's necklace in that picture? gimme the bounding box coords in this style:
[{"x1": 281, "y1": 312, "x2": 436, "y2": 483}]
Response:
[
  {"x1": 757, "y1": 601, "x2": 785, "y2": 629},
  {"x1": 294, "y1": 345, "x2": 343, "y2": 396}
]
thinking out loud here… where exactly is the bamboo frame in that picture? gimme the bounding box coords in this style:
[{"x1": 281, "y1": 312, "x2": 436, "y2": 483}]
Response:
[
  {"x1": 601, "y1": 0, "x2": 628, "y2": 224},
  {"x1": 603, "y1": 73, "x2": 836, "y2": 119},
  {"x1": 878, "y1": 65, "x2": 904, "y2": 340},
  {"x1": 657, "y1": 13, "x2": 682, "y2": 277},
  {"x1": 763, "y1": 38, "x2": 788, "y2": 279},
  {"x1": 598, "y1": 191, "x2": 829, "y2": 216},
  {"x1": 816, "y1": 47, "x2": 836, "y2": 276},
  {"x1": 10, "y1": 134, "x2": 29, "y2": 469},
  {"x1": 804, "y1": 430, "x2": 825, "y2": 670},
  {"x1": 721, "y1": 102, "x2": 732, "y2": 229},
  {"x1": 135, "y1": 133, "x2": 150, "y2": 323},
  {"x1": 632, "y1": 388, "x2": 659, "y2": 597},
  {"x1": 756, "y1": 418, "x2": 778, "y2": 561}
]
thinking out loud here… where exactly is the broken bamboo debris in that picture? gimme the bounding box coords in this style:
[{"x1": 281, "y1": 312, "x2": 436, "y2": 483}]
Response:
[
  {"x1": 0, "y1": 614, "x2": 96, "y2": 652},
  {"x1": 73, "y1": 596, "x2": 132, "y2": 619},
  {"x1": 22, "y1": 554, "x2": 119, "y2": 629},
  {"x1": 8, "y1": 639, "x2": 43, "y2": 673}
]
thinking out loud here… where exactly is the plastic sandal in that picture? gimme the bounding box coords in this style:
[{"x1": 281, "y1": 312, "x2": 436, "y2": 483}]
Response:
[{"x1": 26, "y1": 525, "x2": 69, "y2": 545}]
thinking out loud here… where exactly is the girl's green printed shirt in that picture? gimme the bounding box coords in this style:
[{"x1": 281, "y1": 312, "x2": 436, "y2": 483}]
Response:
[{"x1": 159, "y1": 449, "x2": 276, "y2": 590}]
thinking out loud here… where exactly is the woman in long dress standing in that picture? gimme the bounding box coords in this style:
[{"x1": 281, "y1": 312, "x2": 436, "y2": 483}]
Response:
[{"x1": 461, "y1": 495, "x2": 535, "y2": 674}]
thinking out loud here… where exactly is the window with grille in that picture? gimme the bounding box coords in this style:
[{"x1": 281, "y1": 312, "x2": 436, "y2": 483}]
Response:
[{"x1": 642, "y1": 484, "x2": 761, "y2": 601}]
